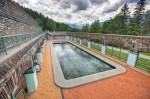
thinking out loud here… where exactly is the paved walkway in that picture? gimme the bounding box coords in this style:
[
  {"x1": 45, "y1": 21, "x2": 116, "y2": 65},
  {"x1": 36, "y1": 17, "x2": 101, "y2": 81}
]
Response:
[
  {"x1": 27, "y1": 41, "x2": 62, "y2": 99},
  {"x1": 27, "y1": 40, "x2": 150, "y2": 99}
]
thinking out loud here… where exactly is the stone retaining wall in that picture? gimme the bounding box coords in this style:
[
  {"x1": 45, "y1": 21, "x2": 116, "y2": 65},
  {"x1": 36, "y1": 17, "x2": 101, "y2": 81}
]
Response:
[
  {"x1": 0, "y1": 16, "x2": 41, "y2": 36},
  {"x1": 0, "y1": 0, "x2": 41, "y2": 36},
  {"x1": 68, "y1": 32, "x2": 150, "y2": 52},
  {"x1": 0, "y1": 1, "x2": 44, "y2": 98},
  {"x1": 0, "y1": 34, "x2": 45, "y2": 98}
]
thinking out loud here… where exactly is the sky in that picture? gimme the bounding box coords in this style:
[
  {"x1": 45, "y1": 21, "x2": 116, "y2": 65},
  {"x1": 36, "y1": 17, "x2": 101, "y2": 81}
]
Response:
[{"x1": 13, "y1": 0, "x2": 150, "y2": 28}]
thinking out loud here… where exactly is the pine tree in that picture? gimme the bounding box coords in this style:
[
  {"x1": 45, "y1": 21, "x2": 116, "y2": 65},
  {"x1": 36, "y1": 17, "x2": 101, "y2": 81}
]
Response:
[
  {"x1": 131, "y1": 0, "x2": 146, "y2": 35},
  {"x1": 82, "y1": 23, "x2": 90, "y2": 32},
  {"x1": 144, "y1": 10, "x2": 150, "y2": 35},
  {"x1": 119, "y1": 3, "x2": 130, "y2": 34},
  {"x1": 91, "y1": 20, "x2": 100, "y2": 33}
]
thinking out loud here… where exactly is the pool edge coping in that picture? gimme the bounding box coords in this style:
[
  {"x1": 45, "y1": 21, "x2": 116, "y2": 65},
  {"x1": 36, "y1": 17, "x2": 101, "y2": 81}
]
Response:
[{"x1": 50, "y1": 40, "x2": 126, "y2": 88}]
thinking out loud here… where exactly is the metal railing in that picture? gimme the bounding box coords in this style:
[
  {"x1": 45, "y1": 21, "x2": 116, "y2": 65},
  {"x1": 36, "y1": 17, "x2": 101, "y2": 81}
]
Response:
[
  {"x1": 15, "y1": 89, "x2": 26, "y2": 99},
  {"x1": 0, "y1": 31, "x2": 44, "y2": 55},
  {"x1": 69, "y1": 37, "x2": 150, "y2": 73}
]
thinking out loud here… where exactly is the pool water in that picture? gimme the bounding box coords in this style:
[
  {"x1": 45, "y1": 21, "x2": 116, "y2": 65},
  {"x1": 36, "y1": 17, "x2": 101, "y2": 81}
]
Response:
[{"x1": 53, "y1": 43, "x2": 115, "y2": 80}]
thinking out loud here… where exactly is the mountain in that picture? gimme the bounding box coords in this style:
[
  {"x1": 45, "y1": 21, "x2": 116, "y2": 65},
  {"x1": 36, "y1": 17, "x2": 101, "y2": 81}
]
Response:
[{"x1": 67, "y1": 23, "x2": 82, "y2": 29}]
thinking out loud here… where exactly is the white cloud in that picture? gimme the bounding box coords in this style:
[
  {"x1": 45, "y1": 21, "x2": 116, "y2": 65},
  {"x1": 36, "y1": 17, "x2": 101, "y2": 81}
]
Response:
[{"x1": 13, "y1": 0, "x2": 150, "y2": 26}]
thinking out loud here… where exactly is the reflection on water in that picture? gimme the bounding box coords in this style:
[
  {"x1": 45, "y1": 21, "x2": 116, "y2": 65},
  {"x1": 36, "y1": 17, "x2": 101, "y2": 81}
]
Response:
[{"x1": 53, "y1": 43, "x2": 115, "y2": 80}]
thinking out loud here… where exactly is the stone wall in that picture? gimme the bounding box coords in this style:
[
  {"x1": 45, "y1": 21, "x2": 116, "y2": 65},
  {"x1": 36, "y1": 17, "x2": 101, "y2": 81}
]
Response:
[
  {"x1": 0, "y1": 16, "x2": 41, "y2": 36},
  {"x1": 0, "y1": 34, "x2": 45, "y2": 98},
  {"x1": 0, "y1": 0, "x2": 42, "y2": 36},
  {"x1": 68, "y1": 32, "x2": 150, "y2": 52},
  {"x1": 0, "y1": 1, "x2": 45, "y2": 98}
]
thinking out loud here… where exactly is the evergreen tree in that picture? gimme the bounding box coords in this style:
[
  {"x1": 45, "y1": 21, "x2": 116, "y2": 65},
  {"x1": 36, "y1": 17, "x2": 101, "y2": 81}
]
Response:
[
  {"x1": 82, "y1": 23, "x2": 90, "y2": 32},
  {"x1": 101, "y1": 4, "x2": 130, "y2": 34},
  {"x1": 91, "y1": 20, "x2": 100, "y2": 33},
  {"x1": 144, "y1": 10, "x2": 150, "y2": 35},
  {"x1": 119, "y1": 3, "x2": 130, "y2": 34},
  {"x1": 20, "y1": 6, "x2": 74, "y2": 31},
  {"x1": 130, "y1": 0, "x2": 146, "y2": 35}
]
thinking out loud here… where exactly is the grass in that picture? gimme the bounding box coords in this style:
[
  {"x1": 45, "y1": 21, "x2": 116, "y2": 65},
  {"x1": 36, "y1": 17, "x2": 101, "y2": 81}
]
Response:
[
  {"x1": 72, "y1": 39, "x2": 150, "y2": 72},
  {"x1": 106, "y1": 47, "x2": 150, "y2": 71},
  {"x1": 140, "y1": 52, "x2": 150, "y2": 56},
  {"x1": 137, "y1": 58, "x2": 150, "y2": 71},
  {"x1": 93, "y1": 44, "x2": 150, "y2": 72},
  {"x1": 106, "y1": 47, "x2": 128, "y2": 62}
]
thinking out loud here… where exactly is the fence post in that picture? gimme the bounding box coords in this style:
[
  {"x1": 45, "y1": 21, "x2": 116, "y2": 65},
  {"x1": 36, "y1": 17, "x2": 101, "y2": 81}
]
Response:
[
  {"x1": 135, "y1": 52, "x2": 139, "y2": 67},
  {"x1": 111, "y1": 46, "x2": 114, "y2": 56},
  {"x1": 88, "y1": 40, "x2": 91, "y2": 48},
  {"x1": 101, "y1": 44, "x2": 107, "y2": 54},
  {"x1": 99, "y1": 43, "x2": 101, "y2": 51},
  {"x1": 74, "y1": 37, "x2": 77, "y2": 42},
  {"x1": 118, "y1": 47, "x2": 122, "y2": 59},
  {"x1": 2, "y1": 37, "x2": 8, "y2": 55},
  {"x1": 80, "y1": 38, "x2": 82, "y2": 45},
  {"x1": 127, "y1": 52, "x2": 139, "y2": 67}
]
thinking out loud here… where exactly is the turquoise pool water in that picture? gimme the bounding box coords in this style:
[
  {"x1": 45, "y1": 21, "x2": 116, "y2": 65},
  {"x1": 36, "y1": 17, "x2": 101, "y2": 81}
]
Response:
[{"x1": 53, "y1": 42, "x2": 115, "y2": 80}]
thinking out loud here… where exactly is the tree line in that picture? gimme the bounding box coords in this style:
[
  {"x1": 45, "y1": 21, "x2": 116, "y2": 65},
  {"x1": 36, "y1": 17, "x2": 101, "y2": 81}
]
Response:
[
  {"x1": 21, "y1": 7, "x2": 75, "y2": 32},
  {"x1": 82, "y1": 0, "x2": 150, "y2": 35}
]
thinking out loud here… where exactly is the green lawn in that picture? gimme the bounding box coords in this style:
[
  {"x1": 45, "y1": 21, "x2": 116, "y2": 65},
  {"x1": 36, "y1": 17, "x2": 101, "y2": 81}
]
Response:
[
  {"x1": 140, "y1": 52, "x2": 150, "y2": 56},
  {"x1": 93, "y1": 45, "x2": 150, "y2": 72},
  {"x1": 106, "y1": 47, "x2": 128, "y2": 62},
  {"x1": 73, "y1": 39, "x2": 150, "y2": 72},
  {"x1": 136, "y1": 58, "x2": 150, "y2": 71}
]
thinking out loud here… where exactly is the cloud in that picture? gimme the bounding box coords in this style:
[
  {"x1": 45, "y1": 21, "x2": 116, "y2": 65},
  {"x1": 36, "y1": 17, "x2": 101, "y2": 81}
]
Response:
[
  {"x1": 12, "y1": 0, "x2": 150, "y2": 27},
  {"x1": 72, "y1": 0, "x2": 89, "y2": 11},
  {"x1": 60, "y1": 0, "x2": 71, "y2": 9},
  {"x1": 90, "y1": 0, "x2": 108, "y2": 5}
]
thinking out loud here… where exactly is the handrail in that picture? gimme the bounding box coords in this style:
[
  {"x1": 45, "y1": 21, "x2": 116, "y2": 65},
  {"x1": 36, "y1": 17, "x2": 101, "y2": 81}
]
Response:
[
  {"x1": 0, "y1": 31, "x2": 43, "y2": 38},
  {"x1": 15, "y1": 89, "x2": 26, "y2": 99},
  {"x1": 0, "y1": 31, "x2": 44, "y2": 55}
]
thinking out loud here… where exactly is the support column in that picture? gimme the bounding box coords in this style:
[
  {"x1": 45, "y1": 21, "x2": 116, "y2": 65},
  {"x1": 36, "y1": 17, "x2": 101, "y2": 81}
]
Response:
[
  {"x1": 127, "y1": 52, "x2": 139, "y2": 67},
  {"x1": 24, "y1": 67, "x2": 38, "y2": 93},
  {"x1": 74, "y1": 37, "x2": 77, "y2": 42},
  {"x1": 80, "y1": 38, "x2": 82, "y2": 45},
  {"x1": 101, "y1": 45, "x2": 107, "y2": 54},
  {"x1": 36, "y1": 48, "x2": 42, "y2": 64},
  {"x1": 88, "y1": 40, "x2": 91, "y2": 48},
  {"x1": 40, "y1": 45, "x2": 44, "y2": 53},
  {"x1": 67, "y1": 36, "x2": 69, "y2": 40},
  {"x1": 34, "y1": 58, "x2": 41, "y2": 72},
  {"x1": 70, "y1": 36, "x2": 72, "y2": 41}
]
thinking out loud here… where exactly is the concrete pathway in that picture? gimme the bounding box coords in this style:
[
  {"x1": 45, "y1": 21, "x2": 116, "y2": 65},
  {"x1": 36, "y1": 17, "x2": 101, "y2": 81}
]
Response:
[{"x1": 27, "y1": 41, "x2": 62, "y2": 99}]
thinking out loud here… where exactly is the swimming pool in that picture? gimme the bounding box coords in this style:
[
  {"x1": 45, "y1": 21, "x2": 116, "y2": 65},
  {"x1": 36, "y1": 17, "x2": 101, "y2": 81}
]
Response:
[{"x1": 51, "y1": 41, "x2": 126, "y2": 88}]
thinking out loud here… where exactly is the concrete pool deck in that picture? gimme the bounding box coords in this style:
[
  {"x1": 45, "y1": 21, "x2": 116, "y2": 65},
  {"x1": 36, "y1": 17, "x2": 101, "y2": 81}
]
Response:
[{"x1": 27, "y1": 40, "x2": 150, "y2": 99}]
